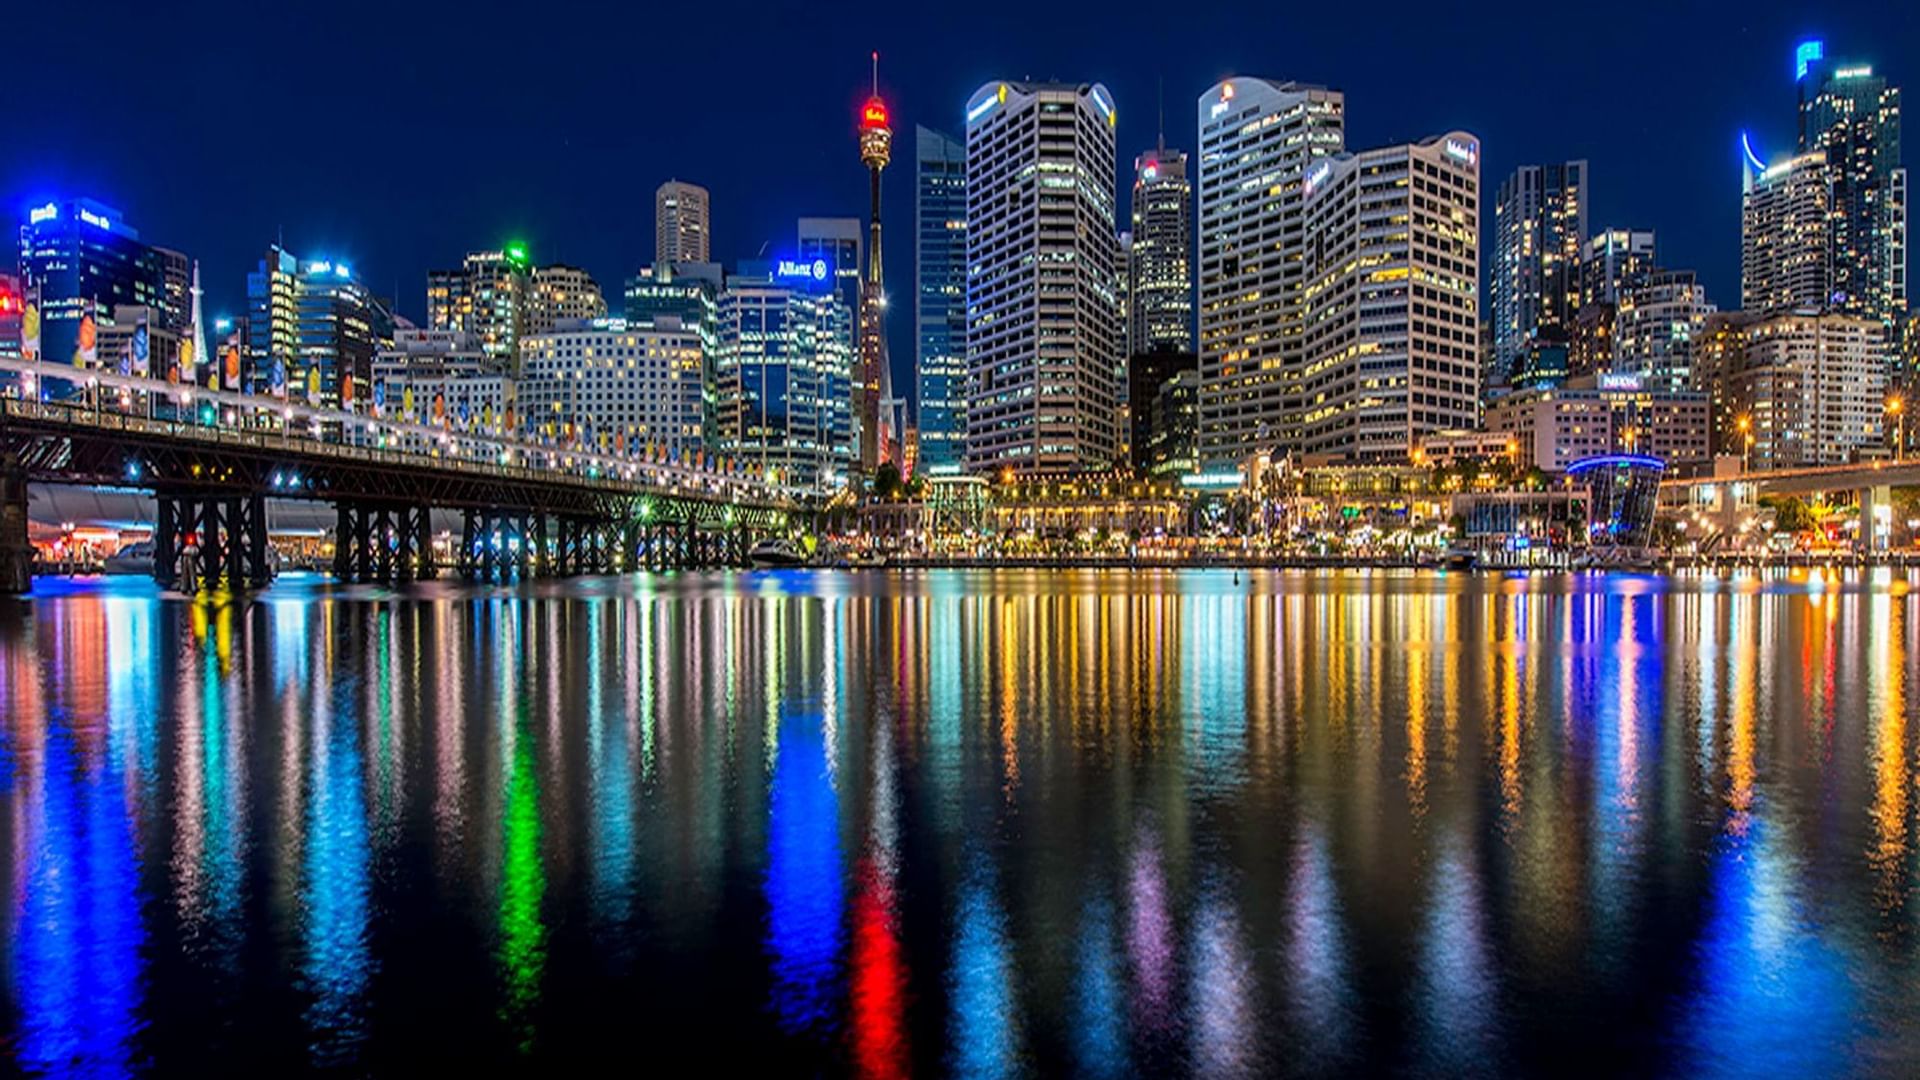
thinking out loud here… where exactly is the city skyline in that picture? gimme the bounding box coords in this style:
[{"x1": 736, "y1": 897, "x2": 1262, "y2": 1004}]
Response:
[{"x1": 7, "y1": 6, "x2": 1910, "y2": 404}]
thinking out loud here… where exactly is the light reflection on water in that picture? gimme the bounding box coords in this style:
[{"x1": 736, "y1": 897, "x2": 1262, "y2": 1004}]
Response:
[{"x1": 0, "y1": 569, "x2": 1917, "y2": 1074}]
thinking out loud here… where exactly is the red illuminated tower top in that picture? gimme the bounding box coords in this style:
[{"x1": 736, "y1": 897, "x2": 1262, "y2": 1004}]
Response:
[{"x1": 859, "y1": 52, "x2": 892, "y2": 172}]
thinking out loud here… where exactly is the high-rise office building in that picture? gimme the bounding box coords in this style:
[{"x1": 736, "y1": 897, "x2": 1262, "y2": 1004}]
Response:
[
  {"x1": 914, "y1": 125, "x2": 968, "y2": 476},
  {"x1": 427, "y1": 246, "x2": 532, "y2": 368},
  {"x1": 1194, "y1": 78, "x2": 1346, "y2": 470},
  {"x1": 713, "y1": 274, "x2": 853, "y2": 491},
  {"x1": 963, "y1": 80, "x2": 1124, "y2": 474},
  {"x1": 655, "y1": 181, "x2": 711, "y2": 265},
  {"x1": 246, "y1": 248, "x2": 372, "y2": 406},
  {"x1": 1615, "y1": 269, "x2": 1715, "y2": 393},
  {"x1": 1796, "y1": 44, "x2": 1906, "y2": 328},
  {"x1": 797, "y1": 217, "x2": 863, "y2": 328},
  {"x1": 154, "y1": 246, "x2": 192, "y2": 336},
  {"x1": 1582, "y1": 228, "x2": 1656, "y2": 307},
  {"x1": 17, "y1": 198, "x2": 170, "y2": 367},
  {"x1": 1298, "y1": 133, "x2": 1483, "y2": 461},
  {"x1": 1491, "y1": 161, "x2": 1587, "y2": 393},
  {"x1": 521, "y1": 317, "x2": 706, "y2": 455},
  {"x1": 1129, "y1": 143, "x2": 1193, "y2": 354},
  {"x1": 1724, "y1": 310, "x2": 1889, "y2": 467},
  {"x1": 1742, "y1": 151, "x2": 1833, "y2": 315},
  {"x1": 526, "y1": 264, "x2": 607, "y2": 335},
  {"x1": 246, "y1": 246, "x2": 299, "y2": 392}
]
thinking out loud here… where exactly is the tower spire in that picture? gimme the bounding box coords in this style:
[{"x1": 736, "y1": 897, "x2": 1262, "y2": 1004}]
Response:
[
  {"x1": 872, "y1": 51, "x2": 879, "y2": 96},
  {"x1": 1157, "y1": 76, "x2": 1166, "y2": 153}
]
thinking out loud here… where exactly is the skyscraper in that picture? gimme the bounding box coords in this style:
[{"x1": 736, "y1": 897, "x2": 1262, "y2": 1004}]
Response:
[
  {"x1": 17, "y1": 198, "x2": 170, "y2": 368},
  {"x1": 1195, "y1": 78, "x2": 1346, "y2": 470},
  {"x1": 1129, "y1": 143, "x2": 1193, "y2": 354},
  {"x1": 525, "y1": 264, "x2": 607, "y2": 336},
  {"x1": 914, "y1": 125, "x2": 968, "y2": 476},
  {"x1": 1742, "y1": 150, "x2": 1833, "y2": 314},
  {"x1": 714, "y1": 273, "x2": 853, "y2": 492},
  {"x1": 1299, "y1": 133, "x2": 1483, "y2": 461},
  {"x1": 655, "y1": 181, "x2": 711, "y2": 265},
  {"x1": 1582, "y1": 228, "x2": 1656, "y2": 307},
  {"x1": 797, "y1": 217, "x2": 862, "y2": 326},
  {"x1": 426, "y1": 247, "x2": 531, "y2": 369},
  {"x1": 963, "y1": 80, "x2": 1124, "y2": 474},
  {"x1": 246, "y1": 247, "x2": 372, "y2": 405},
  {"x1": 1797, "y1": 44, "x2": 1905, "y2": 327},
  {"x1": 1492, "y1": 161, "x2": 1588, "y2": 392},
  {"x1": 1615, "y1": 269, "x2": 1714, "y2": 393}
]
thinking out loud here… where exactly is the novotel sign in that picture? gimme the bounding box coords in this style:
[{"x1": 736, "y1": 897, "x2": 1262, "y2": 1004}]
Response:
[
  {"x1": 777, "y1": 258, "x2": 830, "y2": 283},
  {"x1": 1443, "y1": 137, "x2": 1479, "y2": 167}
]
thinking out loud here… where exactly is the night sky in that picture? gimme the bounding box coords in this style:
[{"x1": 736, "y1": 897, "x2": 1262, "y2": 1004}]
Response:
[{"x1": 6, "y1": 3, "x2": 1916, "y2": 392}]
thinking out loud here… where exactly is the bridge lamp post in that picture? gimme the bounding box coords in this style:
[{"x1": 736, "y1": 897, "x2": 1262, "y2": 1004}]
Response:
[
  {"x1": 1887, "y1": 396, "x2": 1906, "y2": 461},
  {"x1": 1737, "y1": 414, "x2": 1753, "y2": 473}
]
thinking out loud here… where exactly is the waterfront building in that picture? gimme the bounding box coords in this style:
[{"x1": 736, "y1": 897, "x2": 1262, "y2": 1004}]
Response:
[
  {"x1": 1298, "y1": 132, "x2": 1483, "y2": 462},
  {"x1": 526, "y1": 264, "x2": 607, "y2": 336},
  {"x1": 1129, "y1": 142, "x2": 1194, "y2": 354},
  {"x1": 1742, "y1": 150, "x2": 1833, "y2": 315},
  {"x1": 245, "y1": 248, "x2": 373, "y2": 405},
  {"x1": 713, "y1": 273, "x2": 853, "y2": 491},
  {"x1": 372, "y1": 328, "x2": 514, "y2": 428},
  {"x1": 797, "y1": 217, "x2": 863, "y2": 332},
  {"x1": 914, "y1": 125, "x2": 968, "y2": 476},
  {"x1": 1796, "y1": 45, "x2": 1906, "y2": 328},
  {"x1": 520, "y1": 316, "x2": 705, "y2": 455},
  {"x1": 94, "y1": 305, "x2": 182, "y2": 380},
  {"x1": 1195, "y1": 78, "x2": 1346, "y2": 470},
  {"x1": 1581, "y1": 228, "x2": 1655, "y2": 307},
  {"x1": 1614, "y1": 269, "x2": 1714, "y2": 392},
  {"x1": 1415, "y1": 429, "x2": 1517, "y2": 469},
  {"x1": 17, "y1": 198, "x2": 170, "y2": 366},
  {"x1": 427, "y1": 246, "x2": 532, "y2": 368},
  {"x1": 1485, "y1": 372, "x2": 1711, "y2": 472},
  {"x1": 1492, "y1": 161, "x2": 1588, "y2": 394},
  {"x1": 655, "y1": 180, "x2": 711, "y2": 265},
  {"x1": 1723, "y1": 309, "x2": 1890, "y2": 468},
  {"x1": 963, "y1": 80, "x2": 1124, "y2": 475}
]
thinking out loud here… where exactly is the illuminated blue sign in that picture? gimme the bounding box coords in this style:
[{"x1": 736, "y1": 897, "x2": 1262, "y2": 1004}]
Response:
[
  {"x1": 78, "y1": 208, "x2": 112, "y2": 231},
  {"x1": 967, "y1": 86, "x2": 1004, "y2": 124},
  {"x1": 28, "y1": 202, "x2": 58, "y2": 225},
  {"x1": 1740, "y1": 131, "x2": 1768, "y2": 173},
  {"x1": 1795, "y1": 39, "x2": 1823, "y2": 80},
  {"x1": 777, "y1": 258, "x2": 829, "y2": 283}
]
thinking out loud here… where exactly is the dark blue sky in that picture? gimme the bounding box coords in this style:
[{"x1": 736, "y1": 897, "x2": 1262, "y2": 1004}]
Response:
[{"x1": 6, "y1": 2, "x2": 1915, "y2": 387}]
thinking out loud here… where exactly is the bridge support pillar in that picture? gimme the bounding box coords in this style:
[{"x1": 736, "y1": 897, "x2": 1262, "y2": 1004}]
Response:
[
  {"x1": 332, "y1": 501, "x2": 432, "y2": 584},
  {"x1": 1861, "y1": 484, "x2": 1893, "y2": 553},
  {"x1": 0, "y1": 459, "x2": 30, "y2": 595},
  {"x1": 156, "y1": 492, "x2": 274, "y2": 591}
]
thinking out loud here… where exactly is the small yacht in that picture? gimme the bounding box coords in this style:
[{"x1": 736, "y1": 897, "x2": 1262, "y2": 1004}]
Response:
[
  {"x1": 1440, "y1": 547, "x2": 1479, "y2": 571},
  {"x1": 748, "y1": 538, "x2": 809, "y2": 568}
]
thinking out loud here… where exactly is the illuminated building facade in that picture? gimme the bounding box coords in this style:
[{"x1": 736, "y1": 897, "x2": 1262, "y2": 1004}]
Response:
[
  {"x1": 526, "y1": 264, "x2": 607, "y2": 336},
  {"x1": 1614, "y1": 269, "x2": 1714, "y2": 393},
  {"x1": 655, "y1": 180, "x2": 711, "y2": 265},
  {"x1": 915, "y1": 125, "x2": 968, "y2": 476},
  {"x1": 372, "y1": 329, "x2": 513, "y2": 428},
  {"x1": 1299, "y1": 133, "x2": 1483, "y2": 463},
  {"x1": 427, "y1": 247, "x2": 532, "y2": 368},
  {"x1": 1491, "y1": 160, "x2": 1587, "y2": 395},
  {"x1": 1485, "y1": 373, "x2": 1711, "y2": 472},
  {"x1": 0, "y1": 273, "x2": 22, "y2": 359},
  {"x1": 1723, "y1": 309, "x2": 1889, "y2": 468},
  {"x1": 1195, "y1": 78, "x2": 1346, "y2": 470},
  {"x1": 963, "y1": 80, "x2": 1124, "y2": 475},
  {"x1": 1796, "y1": 44, "x2": 1906, "y2": 328},
  {"x1": 246, "y1": 247, "x2": 373, "y2": 406},
  {"x1": 1129, "y1": 143, "x2": 1193, "y2": 354},
  {"x1": 521, "y1": 317, "x2": 705, "y2": 454},
  {"x1": 713, "y1": 275, "x2": 852, "y2": 491},
  {"x1": 1742, "y1": 151, "x2": 1832, "y2": 314},
  {"x1": 797, "y1": 217, "x2": 862, "y2": 331},
  {"x1": 17, "y1": 198, "x2": 170, "y2": 367},
  {"x1": 1581, "y1": 228, "x2": 1655, "y2": 307}
]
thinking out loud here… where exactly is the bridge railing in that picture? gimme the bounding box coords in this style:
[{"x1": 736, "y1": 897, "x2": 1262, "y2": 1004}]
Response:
[{"x1": 0, "y1": 358, "x2": 802, "y2": 509}]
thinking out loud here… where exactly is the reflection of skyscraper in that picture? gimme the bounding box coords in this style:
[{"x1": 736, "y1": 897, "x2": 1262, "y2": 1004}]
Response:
[
  {"x1": 857, "y1": 56, "x2": 894, "y2": 476},
  {"x1": 915, "y1": 126, "x2": 968, "y2": 476},
  {"x1": 655, "y1": 180, "x2": 711, "y2": 265},
  {"x1": 1796, "y1": 42, "x2": 1905, "y2": 327},
  {"x1": 964, "y1": 80, "x2": 1124, "y2": 474}
]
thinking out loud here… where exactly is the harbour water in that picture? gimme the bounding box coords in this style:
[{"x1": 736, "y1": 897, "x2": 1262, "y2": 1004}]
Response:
[{"x1": 2, "y1": 569, "x2": 1918, "y2": 1076}]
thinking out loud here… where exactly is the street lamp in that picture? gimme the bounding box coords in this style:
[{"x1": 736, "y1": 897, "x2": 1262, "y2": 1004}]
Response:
[
  {"x1": 1888, "y1": 395, "x2": 1906, "y2": 461},
  {"x1": 1736, "y1": 414, "x2": 1753, "y2": 473}
]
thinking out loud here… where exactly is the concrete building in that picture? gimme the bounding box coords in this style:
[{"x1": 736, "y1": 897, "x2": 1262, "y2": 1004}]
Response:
[
  {"x1": 1486, "y1": 373, "x2": 1711, "y2": 472},
  {"x1": 1129, "y1": 143, "x2": 1193, "y2": 354},
  {"x1": 914, "y1": 125, "x2": 968, "y2": 476},
  {"x1": 94, "y1": 305, "x2": 181, "y2": 380},
  {"x1": 372, "y1": 328, "x2": 514, "y2": 429},
  {"x1": 962, "y1": 80, "x2": 1124, "y2": 475},
  {"x1": 655, "y1": 180, "x2": 711, "y2": 265},
  {"x1": 1491, "y1": 161, "x2": 1588, "y2": 394},
  {"x1": 1614, "y1": 269, "x2": 1714, "y2": 392},
  {"x1": 1195, "y1": 78, "x2": 1346, "y2": 470},
  {"x1": 1796, "y1": 45, "x2": 1906, "y2": 328},
  {"x1": 1742, "y1": 151, "x2": 1832, "y2": 315},
  {"x1": 1298, "y1": 133, "x2": 1483, "y2": 463},
  {"x1": 1725, "y1": 310, "x2": 1890, "y2": 468},
  {"x1": 427, "y1": 247, "x2": 531, "y2": 368},
  {"x1": 520, "y1": 316, "x2": 705, "y2": 456},
  {"x1": 526, "y1": 265, "x2": 607, "y2": 336},
  {"x1": 1581, "y1": 228, "x2": 1655, "y2": 308}
]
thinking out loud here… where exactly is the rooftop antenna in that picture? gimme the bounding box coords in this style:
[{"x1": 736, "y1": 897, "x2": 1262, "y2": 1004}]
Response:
[
  {"x1": 872, "y1": 50, "x2": 879, "y2": 95},
  {"x1": 1157, "y1": 76, "x2": 1166, "y2": 153}
]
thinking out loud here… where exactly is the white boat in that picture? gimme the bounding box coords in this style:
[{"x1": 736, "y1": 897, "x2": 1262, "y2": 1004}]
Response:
[
  {"x1": 748, "y1": 538, "x2": 808, "y2": 568},
  {"x1": 102, "y1": 540, "x2": 156, "y2": 576},
  {"x1": 1441, "y1": 548, "x2": 1479, "y2": 571}
]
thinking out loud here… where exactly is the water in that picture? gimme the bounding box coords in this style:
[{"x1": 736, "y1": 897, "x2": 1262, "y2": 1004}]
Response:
[{"x1": 2, "y1": 569, "x2": 1918, "y2": 1076}]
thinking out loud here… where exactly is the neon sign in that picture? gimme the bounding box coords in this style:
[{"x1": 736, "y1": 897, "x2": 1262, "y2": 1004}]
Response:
[
  {"x1": 1443, "y1": 137, "x2": 1478, "y2": 167},
  {"x1": 1304, "y1": 160, "x2": 1332, "y2": 197},
  {"x1": 1209, "y1": 81, "x2": 1234, "y2": 119},
  {"x1": 1795, "y1": 39, "x2": 1823, "y2": 80},
  {"x1": 777, "y1": 258, "x2": 830, "y2": 282},
  {"x1": 861, "y1": 99, "x2": 889, "y2": 129},
  {"x1": 1089, "y1": 86, "x2": 1115, "y2": 126},
  {"x1": 1741, "y1": 131, "x2": 1768, "y2": 173},
  {"x1": 28, "y1": 202, "x2": 58, "y2": 225},
  {"x1": 78, "y1": 208, "x2": 112, "y2": 231},
  {"x1": 1597, "y1": 373, "x2": 1643, "y2": 391},
  {"x1": 967, "y1": 85, "x2": 1004, "y2": 124}
]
